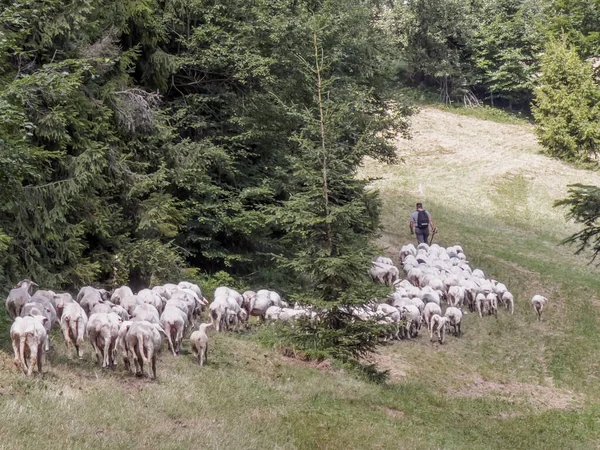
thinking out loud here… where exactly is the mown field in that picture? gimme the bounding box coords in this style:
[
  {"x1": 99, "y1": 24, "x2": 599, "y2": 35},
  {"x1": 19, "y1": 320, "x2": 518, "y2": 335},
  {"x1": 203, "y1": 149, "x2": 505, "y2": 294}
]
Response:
[{"x1": 2, "y1": 107, "x2": 600, "y2": 449}]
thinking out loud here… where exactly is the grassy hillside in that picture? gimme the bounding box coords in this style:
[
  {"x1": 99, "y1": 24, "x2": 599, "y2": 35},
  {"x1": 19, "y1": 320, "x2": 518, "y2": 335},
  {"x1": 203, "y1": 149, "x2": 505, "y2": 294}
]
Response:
[{"x1": 3, "y1": 107, "x2": 600, "y2": 449}]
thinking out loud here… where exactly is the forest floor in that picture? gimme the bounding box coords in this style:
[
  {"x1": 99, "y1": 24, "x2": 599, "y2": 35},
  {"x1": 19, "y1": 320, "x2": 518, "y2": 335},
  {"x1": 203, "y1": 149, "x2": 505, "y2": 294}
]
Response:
[{"x1": 2, "y1": 106, "x2": 600, "y2": 449}]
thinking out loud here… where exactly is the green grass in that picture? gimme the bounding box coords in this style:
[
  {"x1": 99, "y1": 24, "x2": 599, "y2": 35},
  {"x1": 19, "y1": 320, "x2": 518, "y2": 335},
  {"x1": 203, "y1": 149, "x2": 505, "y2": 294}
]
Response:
[
  {"x1": 3, "y1": 105, "x2": 600, "y2": 448},
  {"x1": 400, "y1": 87, "x2": 530, "y2": 125}
]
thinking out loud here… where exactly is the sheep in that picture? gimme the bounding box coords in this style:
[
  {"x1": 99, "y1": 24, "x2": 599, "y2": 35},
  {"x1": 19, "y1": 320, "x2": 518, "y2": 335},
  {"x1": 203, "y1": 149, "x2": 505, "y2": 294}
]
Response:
[
  {"x1": 376, "y1": 256, "x2": 394, "y2": 266},
  {"x1": 125, "y1": 321, "x2": 166, "y2": 379},
  {"x1": 132, "y1": 303, "x2": 160, "y2": 324},
  {"x1": 116, "y1": 320, "x2": 133, "y2": 371},
  {"x1": 53, "y1": 292, "x2": 75, "y2": 319},
  {"x1": 249, "y1": 290, "x2": 282, "y2": 320},
  {"x1": 210, "y1": 287, "x2": 244, "y2": 331},
  {"x1": 531, "y1": 295, "x2": 547, "y2": 321},
  {"x1": 400, "y1": 305, "x2": 421, "y2": 339},
  {"x1": 429, "y1": 314, "x2": 449, "y2": 344},
  {"x1": 137, "y1": 289, "x2": 164, "y2": 315},
  {"x1": 60, "y1": 302, "x2": 88, "y2": 359},
  {"x1": 399, "y1": 244, "x2": 417, "y2": 263},
  {"x1": 475, "y1": 293, "x2": 488, "y2": 318},
  {"x1": 265, "y1": 306, "x2": 283, "y2": 321},
  {"x1": 20, "y1": 300, "x2": 56, "y2": 351},
  {"x1": 422, "y1": 302, "x2": 442, "y2": 330},
  {"x1": 110, "y1": 286, "x2": 134, "y2": 306},
  {"x1": 486, "y1": 293, "x2": 498, "y2": 317},
  {"x1": 502, "y1": 291, "x2": 514, "y2": 315},
  {"x1": 447, "y1": 285, "x2": 465, "y2": 307},
  {"x1": 370, "y1": 262, "x2": 399, "y2": 286},
  {"x1": 444, "y1": 307, "x2": 463, "y2": 337},
  {"x1": 5, "y1": 280, "x2": 37, "y2": 319},
  {"x1": 190, "y1": 323, "x2": 213, "y2": 366},
  {"x1": 87, "y1": 312, "x2": 121, "y2": 368},
  {"x1": 77, "y1": 287, "x2": 110, "y2": 316},
  {"x1": 160, "y1": 306, "x2": 187, "y2": 356},
  {"x1": 120, "y1": 295, "x2": 143, "y2": 317},
  {"x1": 10, "y1": 315, "x2": 48, "y2": 376}
]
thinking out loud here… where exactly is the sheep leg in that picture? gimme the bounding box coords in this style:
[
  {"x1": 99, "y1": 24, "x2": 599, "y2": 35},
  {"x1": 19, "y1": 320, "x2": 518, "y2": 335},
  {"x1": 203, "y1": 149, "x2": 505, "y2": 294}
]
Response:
[
  {"x1": 27, "y1": 338, "x2": 38, "y2": 376},
  {"x1": 37, "y1": 342, "x2": 44, "y2": 374},
  {"x1": 11, "y1": 335, "x2": 21, "y2": 369}
]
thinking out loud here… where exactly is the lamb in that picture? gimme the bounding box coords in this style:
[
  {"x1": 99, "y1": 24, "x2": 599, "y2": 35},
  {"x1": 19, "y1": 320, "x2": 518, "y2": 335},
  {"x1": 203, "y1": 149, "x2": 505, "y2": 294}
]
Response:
[
  {"x1": 125, "y1": 320, "x2": 166, "y2": 379},
  {"x1": 87, "y1": 312, "x2": 121, "y2": 368},
  {"x1": 531, "y1": 295, "x2": 548, "y2": 321},
  {"x1": 422, "y1": 302, "x2": 442, "y2": 330},
  {"x1": 502, "y1": 291, "x2": 514, "y2": 315},
  {"x1": 60, "y1": 302, "x2": 88, "y2": 359},
  {"x1": 190, "y1": 323, "x2": 213, "y2": 366},
  {"x1": 444, "y1": 307, "x2": 463, "y2": 337},
  {"x1": 5, "y1": 280, "x2": 37, "y2": 319},
  {"x1": 429, "y1": 314, "x2": 449, "y2": 344},
  {"x1": 10, "y1": 315, "x2": 48, "y2": 375},
  {"x1": 160, "y1": 306, "x2": 187, "y2": 356}
]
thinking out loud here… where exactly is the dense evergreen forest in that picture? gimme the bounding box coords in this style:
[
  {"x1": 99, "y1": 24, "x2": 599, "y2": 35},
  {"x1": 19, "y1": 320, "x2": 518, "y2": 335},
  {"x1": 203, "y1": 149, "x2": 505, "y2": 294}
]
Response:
[{"x1": 1, "y1": 0, "x2": 600, "y2": 295}]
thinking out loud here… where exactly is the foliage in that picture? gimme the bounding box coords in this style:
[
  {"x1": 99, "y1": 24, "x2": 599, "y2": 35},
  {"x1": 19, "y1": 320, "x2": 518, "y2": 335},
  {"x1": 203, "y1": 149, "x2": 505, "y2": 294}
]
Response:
[
  {"x1": 532, "y1": 39, "x2": 600, "y2": 162},
  {"x1": 555, "y1": 184, "x2": 600, "y2": 262},
  {"x1": 471, "y1": 0, "x2": 544, "y2": 109}
]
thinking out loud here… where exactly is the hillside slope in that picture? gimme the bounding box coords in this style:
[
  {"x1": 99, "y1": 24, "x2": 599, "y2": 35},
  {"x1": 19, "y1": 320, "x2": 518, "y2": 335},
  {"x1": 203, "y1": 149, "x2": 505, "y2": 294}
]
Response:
[{"x1": 3, "y1": 107, "x2": 600, "y2": 449}]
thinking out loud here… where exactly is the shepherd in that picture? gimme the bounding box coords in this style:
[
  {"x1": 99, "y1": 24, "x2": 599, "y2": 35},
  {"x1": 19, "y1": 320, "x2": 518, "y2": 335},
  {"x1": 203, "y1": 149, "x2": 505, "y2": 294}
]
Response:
[{"x1": 409, "y1": 202, "x2": 436, "y2": 244}]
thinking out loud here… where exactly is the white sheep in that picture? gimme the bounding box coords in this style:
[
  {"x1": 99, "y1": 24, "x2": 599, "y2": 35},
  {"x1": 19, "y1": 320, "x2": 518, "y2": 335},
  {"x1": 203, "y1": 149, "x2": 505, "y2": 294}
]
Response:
[
  {"x1": 422, "y1": 302, "x2": 442, "y2": 329},
  {"x1": 531, "y1": 295, "x2": 548, "y2": 321},
  {"x1": 444, "y1": 307, "x2": 463, "y2": 337},
  {"x1": 429, "y1": 314, "x2": 449, "y2": 344},
  {"x1": 190, "y1": 323, "x2": 213, "y2": 366},
  {"x1": 502, "y1": 291, "x2": 514, "y2": 315}
]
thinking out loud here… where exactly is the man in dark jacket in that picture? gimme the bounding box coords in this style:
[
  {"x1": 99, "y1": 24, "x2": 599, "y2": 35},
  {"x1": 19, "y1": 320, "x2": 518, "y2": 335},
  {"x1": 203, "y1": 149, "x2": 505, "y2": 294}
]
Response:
[{"x1": 409, "y1": 203, "x2": 436, "y2": 244}]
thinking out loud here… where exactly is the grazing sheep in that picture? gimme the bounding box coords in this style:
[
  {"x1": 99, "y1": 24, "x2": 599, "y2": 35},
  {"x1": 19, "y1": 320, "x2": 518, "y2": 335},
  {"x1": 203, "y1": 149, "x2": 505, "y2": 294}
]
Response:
[
  {"x1": 502, "y1": 291, "x2": 514, "y2": 315},
  {"x1": 531, "y1": 295, "x2": 548, "y2": 321},
  {"x1": 190, "y1": 323, "x2": 213, "y2": 366},
  {"x1": 475, "y1": 293, "x2": 488, "y2": 318},
  {"x1": 444, "y1": 307, "x2": 463, "y2": 337},
  {"x1": 10, "y1": 315, "x2": 48, "y2": 376},
  {"x1": 429, "y1": 314, "x2": 449, "y2": 344},
  {"x1": 486, "y1": 293, "x2": 498, "y2": 317}
]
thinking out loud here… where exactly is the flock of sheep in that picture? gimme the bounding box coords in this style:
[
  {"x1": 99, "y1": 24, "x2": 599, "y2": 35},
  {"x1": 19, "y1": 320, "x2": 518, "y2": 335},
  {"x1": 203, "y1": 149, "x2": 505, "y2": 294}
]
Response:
[
  {"x1": 4, "y1": 280, "x2": 308, "y2": 378},
  {"x1": 368, "y1": 242, "x2": 549, "y2": 343},
  {"x1": 4, "y1": 241, "x2": 549, "y2": 379}
]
